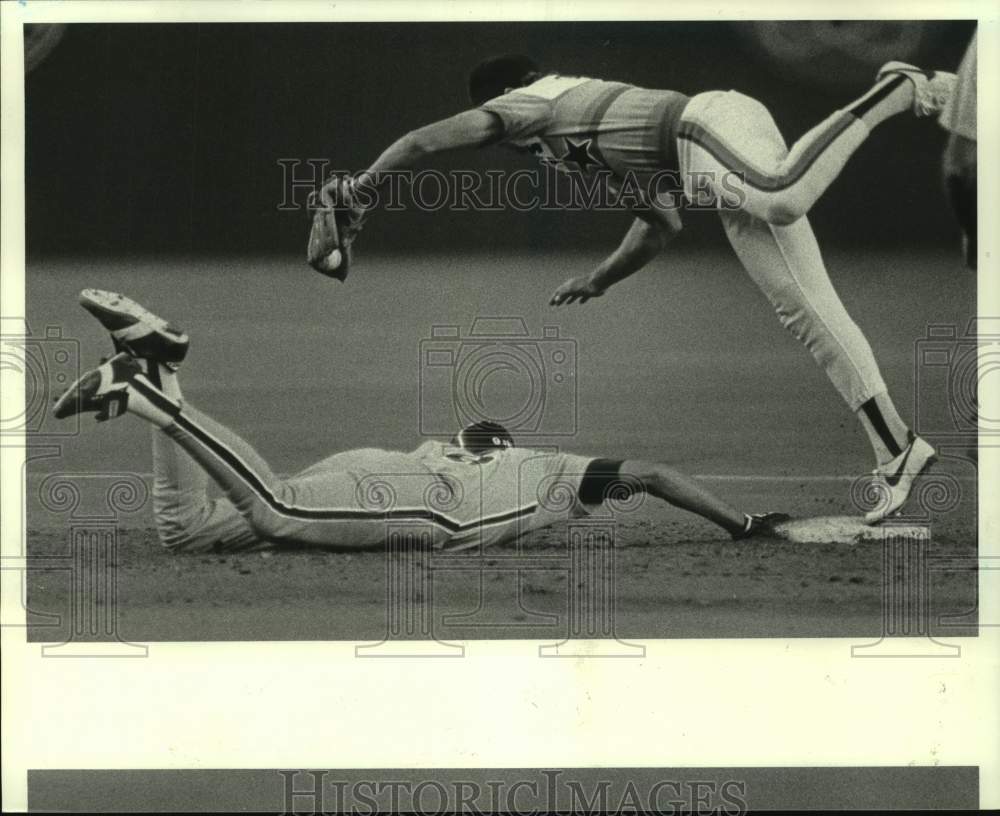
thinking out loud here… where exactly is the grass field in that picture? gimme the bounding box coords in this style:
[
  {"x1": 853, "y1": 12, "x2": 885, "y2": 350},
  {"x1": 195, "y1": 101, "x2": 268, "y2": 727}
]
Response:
[{"x1": 21, "y1": 247, "x2": 978, "y2": 640}]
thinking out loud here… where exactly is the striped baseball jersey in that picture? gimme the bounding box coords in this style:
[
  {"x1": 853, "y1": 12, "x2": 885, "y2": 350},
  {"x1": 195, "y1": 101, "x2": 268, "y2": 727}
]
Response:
[
  {"x1": 290, "y1": 441, "x2": 597, "y2": 550},
  {"x1": 480, "y1": 74, "x2": 690, "y2": 191}
]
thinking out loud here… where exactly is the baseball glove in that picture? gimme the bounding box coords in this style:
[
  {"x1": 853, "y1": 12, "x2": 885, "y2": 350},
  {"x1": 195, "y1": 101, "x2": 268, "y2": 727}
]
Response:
[{"x1": 306, "y1": 177, "x2": 367, "y2": 281}]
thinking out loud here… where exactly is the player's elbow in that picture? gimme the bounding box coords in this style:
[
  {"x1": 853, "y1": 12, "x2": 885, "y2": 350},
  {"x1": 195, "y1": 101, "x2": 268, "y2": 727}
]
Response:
[
  {"x1": 635, "y1": 211, "x2": 680, "y2": 251},
  {"x1": 618, "y1": 460, "x2": 661, "y2": 496},
  {"x1": 402, "y1": 130, "x2": 439, "y2": 157},
  {"x1": 637, "y1": 223, "x2": 671, "y2": 259}
]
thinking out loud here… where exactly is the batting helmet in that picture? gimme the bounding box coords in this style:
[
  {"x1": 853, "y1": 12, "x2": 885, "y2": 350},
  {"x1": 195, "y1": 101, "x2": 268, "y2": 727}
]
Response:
[{"x1": 452, "y1": 421, "x2": 516, "y2": 455}]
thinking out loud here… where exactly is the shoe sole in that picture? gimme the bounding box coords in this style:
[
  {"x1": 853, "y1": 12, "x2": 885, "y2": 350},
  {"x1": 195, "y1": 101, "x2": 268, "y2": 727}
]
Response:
[{"x1": 79, "y1": 289, "x2": 189, "y2": 363}]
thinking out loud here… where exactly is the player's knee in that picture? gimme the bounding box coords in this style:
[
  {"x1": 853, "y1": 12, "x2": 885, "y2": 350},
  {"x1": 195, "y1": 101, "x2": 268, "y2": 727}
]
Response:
[
  {"x1": 155, "y1": 512, "x2": 201, "y2": 551},
  {"x1": 246, "y1": 510, "x2": 290, "y2": 542},
  {"x1": 764, "y1": 197, "x2": 806, "y2": 226}
]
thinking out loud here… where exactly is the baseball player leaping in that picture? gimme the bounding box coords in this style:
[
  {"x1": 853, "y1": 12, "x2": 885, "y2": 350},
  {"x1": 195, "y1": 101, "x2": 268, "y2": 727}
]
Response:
[
  {"x1": 54, "y1": 290, "x2": 786, "y2": 553},
  {"x1": 319, "y1": 56, "x2": 956, "y2": 523}
]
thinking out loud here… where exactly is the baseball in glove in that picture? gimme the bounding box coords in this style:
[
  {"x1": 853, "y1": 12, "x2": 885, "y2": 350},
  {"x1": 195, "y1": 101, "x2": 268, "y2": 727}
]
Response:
[{"x1": 306, "y1": 177, "x2": 367, "y2": 281}]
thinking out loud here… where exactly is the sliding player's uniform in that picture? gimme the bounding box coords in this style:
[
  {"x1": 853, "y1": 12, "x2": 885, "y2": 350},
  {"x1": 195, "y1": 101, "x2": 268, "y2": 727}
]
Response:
[
  {"x1": 150, "y1": 399, "x2": 597, "y2": 553},
  {"x1": 54, "y1": 290, "x2": 788, "y2": 546},
  {"x1": 481, "y1": 71, "x2": 934, "y2": 469}
]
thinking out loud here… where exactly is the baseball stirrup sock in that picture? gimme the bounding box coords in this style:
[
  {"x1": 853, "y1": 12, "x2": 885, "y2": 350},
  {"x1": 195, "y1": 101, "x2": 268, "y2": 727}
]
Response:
[
  {"x1": 858, "y1": 394, "x2": 911, "y2": 464},
  {"x1": 844, "y1": 75, "x2": 912, "y2": 131}
]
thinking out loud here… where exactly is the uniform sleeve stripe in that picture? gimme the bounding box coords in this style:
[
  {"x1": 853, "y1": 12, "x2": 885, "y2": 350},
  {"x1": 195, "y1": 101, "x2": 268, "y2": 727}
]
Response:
[{"x1": 579, "y1": 84, "x2": 631, "y2": 169}]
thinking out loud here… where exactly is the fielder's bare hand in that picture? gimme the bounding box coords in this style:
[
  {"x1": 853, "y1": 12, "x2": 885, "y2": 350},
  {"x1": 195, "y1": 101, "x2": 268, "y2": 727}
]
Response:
[{"x1": 550, "y1": 276, "x2": 606, "y2": 306}]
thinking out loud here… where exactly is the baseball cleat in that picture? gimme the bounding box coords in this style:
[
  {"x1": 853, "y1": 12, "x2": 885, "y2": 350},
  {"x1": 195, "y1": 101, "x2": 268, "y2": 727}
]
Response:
[
  {"x1": 52, "y1": 352, "x2": 142, "y2": 422},
  {"x1": 864, "y1": 434, "x2": 938, "y2": 524},
  {"x1": 876, "y1": 61, "x2": 956, "y2": 117},
  {"x1": 79, "y1": 289, "x2": 189, "y2": 364},
  {"x1": 732, "y1": 512, "x2": 791, "y2": 541}
]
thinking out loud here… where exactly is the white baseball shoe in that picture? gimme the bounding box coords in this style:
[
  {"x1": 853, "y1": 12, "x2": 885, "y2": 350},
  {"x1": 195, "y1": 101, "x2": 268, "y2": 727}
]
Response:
[
  {"x1": 79, "y1": 289, "x2": 189, "y2": 364},
  {"x1": 876, "y1": 61, "x2": 956, "y2": 118},
  {"x1": 864, "y1": 434, "x2": 938, "y2": 524}
]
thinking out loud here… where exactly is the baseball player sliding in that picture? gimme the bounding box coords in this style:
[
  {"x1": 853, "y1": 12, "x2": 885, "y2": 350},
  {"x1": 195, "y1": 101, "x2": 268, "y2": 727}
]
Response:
[
  {"x1": 54, "y1": 290, "x2": 786, "y2": 553},
  {"x1": 315, "y1": 55, "x2": 956, "y2": 523}
]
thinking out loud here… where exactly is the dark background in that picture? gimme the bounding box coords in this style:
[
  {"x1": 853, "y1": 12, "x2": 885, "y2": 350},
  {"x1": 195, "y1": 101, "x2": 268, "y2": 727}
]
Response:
[{"x1": 25, "y1": 20, "x2": 975, "y2": 256}]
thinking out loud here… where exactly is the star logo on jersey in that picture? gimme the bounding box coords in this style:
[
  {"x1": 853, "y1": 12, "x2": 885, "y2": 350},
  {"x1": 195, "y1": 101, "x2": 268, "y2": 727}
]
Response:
[
  {"x1": 525, "y1": 141, "x2": 561, "y2": 167},
  {"x1": 560, "y1": 138, "x2": 603, "y2": 172}
]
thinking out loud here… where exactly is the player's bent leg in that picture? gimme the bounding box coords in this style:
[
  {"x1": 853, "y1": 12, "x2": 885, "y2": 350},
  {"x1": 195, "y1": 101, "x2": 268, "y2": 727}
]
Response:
[
  {"x1": 157, "y1": 402, "x2": 373, "y2": 548},
  {"x1": 678, "y1": 90, "x2": 862, "y2": 225},
  {"x1": 677, "y1": 65, "x2": 954, "y2": 225},
  {"x1": 151, "y1": 429, "x2": 257, "y2": 552},
  {"x1": 51, "y1": 349, "x2": 253, "y2": 551},
  {"x1": 716, "y1": 208, "x2": 936, "y2": 519},
  {"x1": 54, "y1": 353, "x2": 377, "y2": 549},
  {"x1": 719, "y1": 208, "x2": 891, "y2": 412},
  {"x1": 157, "y1": 407, "x2": 412, "y2": 550},
  {"x1": 66, "y1": 293, "x2": 404, "y2": 548},
  {"x1": 72, "y1": 289, "x2": 258, "y2": 551}
]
